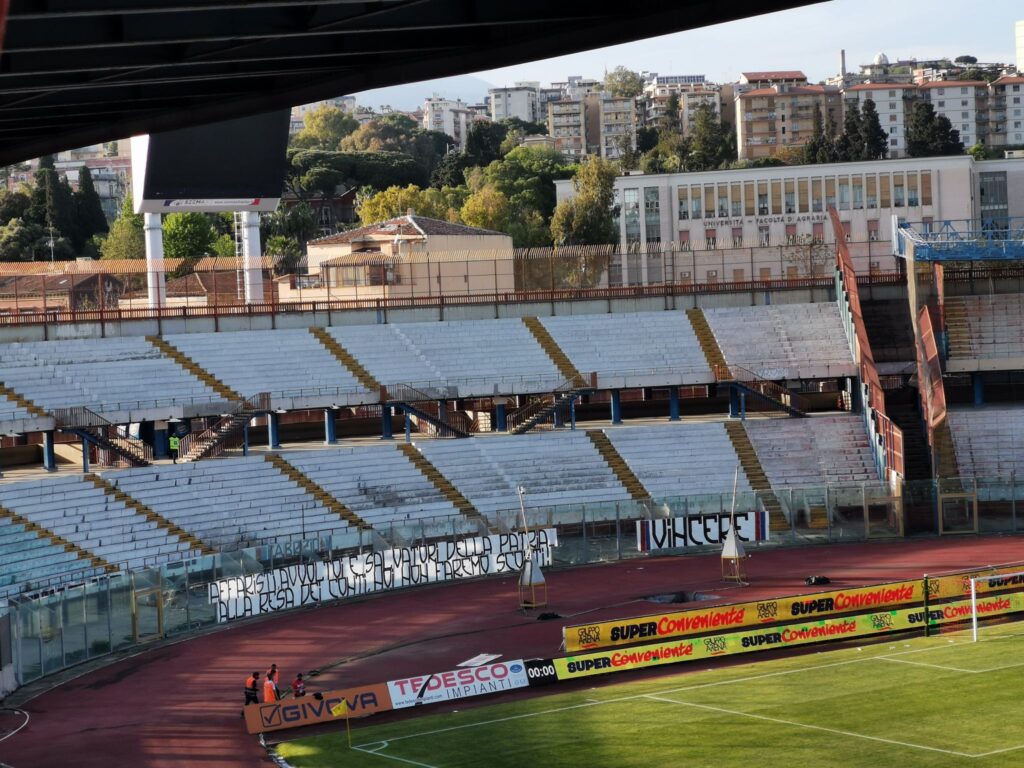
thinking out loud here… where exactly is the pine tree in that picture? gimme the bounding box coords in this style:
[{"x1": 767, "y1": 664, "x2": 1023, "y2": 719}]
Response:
[
  {"x1": 28, "y1": 168, "x2": 80, "y2": 255},
  {"x1": 801, "y1": 104, "x2": 826, "y2": 164},
  {"x1": 906, "y1": 102, "x2": 964, "y2": 157},
  {"x1": 660, "y1": 92, "x2": 681, "y2": 135},
  {"x1": 859, "y1": 99, "x2": 888, "y2": 160},
  {"x1": 74, "y1": 166, "x2": 109, "y2": 240},
  {"x1": 838, "y1": 101, "x2": 862, "y2": 161}
]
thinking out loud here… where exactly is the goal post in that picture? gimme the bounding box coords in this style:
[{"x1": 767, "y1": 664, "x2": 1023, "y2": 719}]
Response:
[{"x1": 968, "y1": 570, "x2": 1024, "y2": 642}]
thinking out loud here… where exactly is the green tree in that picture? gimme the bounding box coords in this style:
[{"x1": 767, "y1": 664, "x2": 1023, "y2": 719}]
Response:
[
  {"x1": 290, "y1": 105, "x2": 359, "y2": 150},
  {"x1": 635, "y1": 126, "x2": 659, "y2": 154},
  {"x1": 0, "y1": 218, "x2": 46, "y2": 261},
  {"x1": 37, "y1": 155, "x2": 55, "y2": 171},
  {"x1": 286, "y1": 150, "x2": 427, "y2": 201},
  {"x1": 967, "y1": 142, "x2": 993, "y2": 160},
  {"x1": 355, "y1": 184, "x2": 456, "y2": 224},
  {"x1": 262, "y1": 202, "x2": 318, "y2": 243},
  {"x1": 954, "y1": 55, "x2": 977, "y2": 65},
  {"x1": 483, "y1": 146, "x2": 574, "y2": 221},
  {"x1": 0, "y1": 189, "x2": 31, "y2": 223},
  {"x1": 101, "y1": 196, "x2": 146, "y2": 260},
  {"x1": 464, "y1": 121, "x2": 507, "y2": 166},
  {"x1": 838, "y1": 101, "x2": 863, "y2": 161},
  {"x1": 859, "y1": 99, "x2": 888, "y2": 160},
  {"x1": 604, "y1": 66, "x2": 644, "y2": 98},
  {"x1": 74, "y1": 166, "x2": 109, "y2": 239},
  {"x1": 29, "y1": 168, "x2": 80, "y2": 254},
  {"x1": 162, "y1": 211, "x2": 216, "y2": 259},
  {"x1": 265, "y1": 234, "x2": 303, "y2": 272},
  {"x1": 430, "y1": 151, "x2": 472, "y2": 188},
  {"x1": 687, "y1": 104, "x2": 734, "y2": 171},
  {"x1": 341, "y1": 114, "x2": 450, "y2": 176},
  {"x1": 211, "y1": 233, "x2": 236, "y2": 257},
  {"x1": 906, "y1": 102, "x2": 964, "y2": 157},
  {"x1": 549, "y1": 156, "x2": 617, "y2": 245},
  {"x1": 459, "y1": 186, "x2": 510, "y2": 232},
  {"x1": 659, "y1": 92, "x2": 681, "y2": 135}
]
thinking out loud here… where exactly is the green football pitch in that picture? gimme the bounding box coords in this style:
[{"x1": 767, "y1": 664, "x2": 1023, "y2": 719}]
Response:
[{"x1": 277, "y1": 626, "x2": 1024, "y2": 768}]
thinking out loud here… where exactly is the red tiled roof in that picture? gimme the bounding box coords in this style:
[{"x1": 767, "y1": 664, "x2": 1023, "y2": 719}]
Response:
[
  {"x1": 917, "y1": 80, "x2": 987, "y2": 88},
  {"x1": 742, "y1": 70, "x2": 807, "y2": 81},
  {"x1": 992, "y1": 75, "x2": 1024, "y2": 85},
  {"x1": 739, "y1": 85, "x2": 836, "y2": 98},
  {"x1": 308, "y1": 215, "x2": 507, "y2": 246},
  {"x1": 845, "y1": 83, "x2": 918, "y2": 91}
]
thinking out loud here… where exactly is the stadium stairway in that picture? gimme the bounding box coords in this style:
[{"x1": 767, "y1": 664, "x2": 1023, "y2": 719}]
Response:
[
  {"x1": 932, "y1": 419, "x2": 962, "y2": 481},
  {"x1": 308, "y1": 327, "x2": 382, "y2": 393},
  {"x1": 508, "y1": 386, "x2": 586, "y2": 435},
  {"x1": 83, "y1": 474, "x2": 215, "y2": 555},
  {"x1": 179, "y1": 408, "x2": 255, "y2": 462},
  {"x1": 861, "y1": 299, "x2": 917, "y2": 364},
  {"x1": 145, "y1": 336, "x2": 242, "y2": 402},
  {"x1": 396, "y1": 443, "x2": 487, "y2": 528},
  {"x1": 585, "y1": 430, "x2": 650, "y2": 501},
  {"x1": 722, "y1": 421, "x2": 788, "y2": 532},
  {"x1": 263, "y1": 454, "x2": 372, "y2": 531},
  {"x1": 386, "y1": 388, "x2": 473, "y2": 438},
  {"x1": 521, "y1": 317, "x2": 585, "y2": 384},
  {"x1": 885, "y1": 402, "x2": 933, "y2": 481},
  {"x1": 0, "y1": 502, "x2": 115, "y2": 575},
  {"x1": 62, "y1": 418, "x2": 152, "y2": 467},
  {"x1": 942, "y1": 296, "x2": 971, "y2": 359},
  {"x1": 685, "y1": 308, "x2": 729, "y2": 377},
  {"x1": 0, "y1": 383, "x2": 48, "y2": 419}
]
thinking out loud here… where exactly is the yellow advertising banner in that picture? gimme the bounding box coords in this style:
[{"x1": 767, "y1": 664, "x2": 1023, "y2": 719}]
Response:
[
  {"x1": 562, "y1": 579, "x2": 923, "y2": 653},
  {"x1": 554, "y1": 592, "x2": 1024, "y2": 681},
  {"x1": 927, "y1": 566, "x2": 1024, "y2": 601}
]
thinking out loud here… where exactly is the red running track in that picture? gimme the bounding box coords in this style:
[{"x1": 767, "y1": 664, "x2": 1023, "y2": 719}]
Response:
[{"x1": 3, "y1": 537, "x2": 1023, "y2": 768}]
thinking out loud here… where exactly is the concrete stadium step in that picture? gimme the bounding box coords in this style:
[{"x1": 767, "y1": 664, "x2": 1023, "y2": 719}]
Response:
[
  {"x1": 585, "y1": 430, "x2": 649, "y2": 502},
  {"x1": 263, "y1": 453, "x2": 371, "y2": 531},
  {"x1": 83, "y1": 473, "x2": 215, "y2": 555},
  {"x1": 932, "y1": 418, "x2": 962, "y2": 483},
  {"x1": 309, "y1": 327, "x2": 381, "y2": 393},
  {"x1": 0, "y1": 382, "x2": 49, "y2": 418},
  {"x1": 396, "y1": 443, "x2": 486, "y2": 526},
  {"x1": 521, "y1": 316, "x2": 585, "y2": 384},
  {"x1": 0, "y1": 502, "x2": 116, "y2": 574},
  {"x1": 722, "y1": 421, "x2": 787, "y2": 531},
  {"x1": 685, "y1": 308, "x2": 729, "y2": 379},
  {"x1": 145, "y1": 335, "x2": 242, "y2": 402}
]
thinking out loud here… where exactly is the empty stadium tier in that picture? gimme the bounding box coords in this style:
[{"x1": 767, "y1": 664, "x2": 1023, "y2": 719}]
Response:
[
  {"x1": 947, "y1": 407, "x2": 1024, "y2": 478},
  {"x1": 744, "y1": 414, "x2": 882, "y2": 487},
  {"x1": 703, "y1": 303, "x2": 857, "y2": 380},
  {"x1": 945, "y1": 294, "x2": 1024, "y2": 371},
  {"x1": 105, "y1": 457, "x2": 352, "y2": 550},
  {"x1": 164, "y1": 328, "x2": 369, "y2": 407},
  {"x1": 0, "y1": 337, "x2": 228, "y2": 422},
  {"x1": 538, "y1": 312, "x2": 713, "y2": 388}
]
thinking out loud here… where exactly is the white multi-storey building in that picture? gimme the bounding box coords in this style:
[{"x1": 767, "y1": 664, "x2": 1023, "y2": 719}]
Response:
[
  {"x1": 594, "y1": 93, "x2": 637, "y2": 160},
  {"x1": 547, "y1": 99, "x2": 588, "y2": 158},
  {"x1": 917, "y1": 80, "x2": 988, "y2": 149},
  {"x1": 422, "y1": 95, "x2": 473, "y2": 151},
  {"x1": 990, "y1": 75, "x2": 1024, "y2": 149},
  {"x1": 488, "y1": 83, "x2": 540, "y2": 123}
]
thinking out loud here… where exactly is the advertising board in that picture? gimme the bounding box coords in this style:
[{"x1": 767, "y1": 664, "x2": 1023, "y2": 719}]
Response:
[
  {"x1": 244, "y1": 683, "x2": 392, "y2": 734},
  {"x1": 636, "y1": 510, "x2": 768, "y2": 552},
  {"x1": 387, "y1": 660, "x2": 530, "y2": 709}
]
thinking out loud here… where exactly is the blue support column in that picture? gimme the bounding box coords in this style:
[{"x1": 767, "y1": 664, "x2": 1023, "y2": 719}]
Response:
[
  {"x1": 242, "y1": 424, "x2": 249, "y2": 456},
  {"x1": 81, "y1": 437, "x2": 90, "y2": 473},
  {"x1": 268, "y1": 412, "x2": 281, "y2": 449},
  {"x1": 153, "y1": 426, "x2": 169, "y2": 460},
  {"x1": 553, "y1": 404, "x2": 563, "y2": 428},
  {"x1": 610, "y1": 390, "x2": 622, "y2": 425},
  {"x1": 669, "y1": 388, "x2": 680, "y2": 421},
  {"x1": 729, "y1": 385, "x2": 740, "y2": 418},
  {"x1": 381, "y1": 406, "x2": 394, "y2": 440},
  {"x1": 405, "y1": 412, "x2": 412, "y2": 443},
  {"x1": 570, "y1": 398, "x2": 577, "y2": 430},
  {"x1": 324, "y1": 409, "x2": 337, "y2": 445},
  {"x1": 495, "y1": 403, "x2": 508, "y2": 432},
  {"x1": 42, "y1": 430, "x2": 56, "y2": 472},
  {"x1": 740, "y1": 391, "x2": 746, "y2": 421},
  {"x1": 972, "y1": 373, "x2": 985, "y2": 406}
]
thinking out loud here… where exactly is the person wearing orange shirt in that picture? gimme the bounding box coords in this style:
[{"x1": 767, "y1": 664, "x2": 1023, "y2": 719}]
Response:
[{"x1": 263, "y1": 671, "x2": 280, "y2": 703}]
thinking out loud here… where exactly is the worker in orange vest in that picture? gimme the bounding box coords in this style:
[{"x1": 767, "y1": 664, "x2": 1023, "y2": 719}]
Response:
[
  {"x1": 263, "y1": 671, "x2": 280, "y2": 703},
  {"x1": 244, "y1": 671, "x2": 260, "y2": 706}
]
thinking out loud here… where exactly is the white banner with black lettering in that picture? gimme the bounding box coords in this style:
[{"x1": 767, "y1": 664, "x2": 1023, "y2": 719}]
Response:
[
  {"x1": 208, "y1": 529, "x2": 558, "y2": 623},
  {"x1": 637, "y1": 511, "x2": 767, "y2": 552},
  {"x1": 387, "y1": 660, "x2": 530, "y2": 709}
]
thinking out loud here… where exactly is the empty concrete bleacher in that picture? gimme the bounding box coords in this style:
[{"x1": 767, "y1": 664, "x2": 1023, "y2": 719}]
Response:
[
  {"x1": 330, "y1": 320, "x2": 562, "y2": 396},
  {"x1": 947, "y1": 407, "x2": 1024, "y2": 478},
  {"x1": 283, "y1": 445, "x2": 468, "y2": 532},
  {"x1": 703, "y1": 303, "x2": 856, "y2": 380},
  {"x1": 416, "y1": 431, "x2": 632, "y2": 517},
  {"x1": 945, "y1": 294, "x2": 1024, "y2": 371},
  {"x1": 165, "y1": 328, "x2": 368, "y2": 401},
  {"x1": 0, "y1": 337, "x2": 222, "y2": 416},
  {"x1": 603, "y1": 422, "x2": 751, "y2": 500},
  {"x1": 539, "y1": 312, "x2": 713, "y2": 387},
  {"x1": 0, "y1": 515, "x2": 108, "y2": 598},
  {"x1": 744, "y1": 415, "x2": 880, "y2": 487},
  {"x1": 106, "y1": 457, "x2": 348, "y2": 549},
  {"x1": 0, "y1": 476, "x2": 198, "y2": 571}
]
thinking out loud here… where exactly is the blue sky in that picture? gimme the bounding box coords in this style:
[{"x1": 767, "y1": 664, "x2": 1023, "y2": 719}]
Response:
[{"x1": 355, "y1": 0, "x2": 1021, "y2": 108}]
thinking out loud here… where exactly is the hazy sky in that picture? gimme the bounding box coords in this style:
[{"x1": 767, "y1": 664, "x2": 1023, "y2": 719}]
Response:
[{"x1": 358, "y1": 0, "x2": 1021, "y2": 102}]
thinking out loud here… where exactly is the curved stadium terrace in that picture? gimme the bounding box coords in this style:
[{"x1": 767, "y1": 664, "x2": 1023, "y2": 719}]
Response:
[{"x1": 3, "y1": 1, "x2": 1024, "y2": 766}]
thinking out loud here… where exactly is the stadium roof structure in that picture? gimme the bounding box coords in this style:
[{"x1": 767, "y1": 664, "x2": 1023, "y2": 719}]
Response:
[{"x1": 0, "y1": 0, "x2": 821, "y2": 166}]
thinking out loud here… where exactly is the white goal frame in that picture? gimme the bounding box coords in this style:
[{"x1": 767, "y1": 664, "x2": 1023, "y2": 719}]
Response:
[{"x1": 969, "y1": 571, "x2": 1024, "y2": 642}]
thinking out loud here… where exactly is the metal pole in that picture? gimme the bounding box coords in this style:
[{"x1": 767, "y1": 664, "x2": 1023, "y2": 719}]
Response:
[
  {"x1": 971, "y1": 576, "x2": 978, "y2": 642},
  {"x1": 922, "y1": 574, "x2": 931, "y2": 638}
]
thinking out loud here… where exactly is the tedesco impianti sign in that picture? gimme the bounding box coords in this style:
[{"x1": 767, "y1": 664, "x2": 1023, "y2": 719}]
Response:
[{"x1": 387, "y1": 660, "x2": 530, "y2": 709}]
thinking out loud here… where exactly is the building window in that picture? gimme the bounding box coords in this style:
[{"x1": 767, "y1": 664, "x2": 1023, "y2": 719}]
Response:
[
  {"x1": 758, "y1": 226, "x2": 770, "y2": 247},
  {"x1": 888, "y1": 90, "x2": 896, "y2": 98},
  {"x1": 825, "y1": 178, "x2": 836, "y2": 210},
  {"x1": 705, "y1": 228, "x2": 717, "y2": 249},
  {"x1": 961, "y1": 112, "x2": 968, "y2": 119},
  {"x1": 889, "y1": 102, "x2": 896, "y2": 110},
  {"x1": 677, "y1": 231, "x2": 690, "y2": 251},
  {"x1": 812, "y1": 222, "x2": 824, "y2": 242},
  {"x1": 644, "y1": 187, "x2": 661, "y2": 242},
  {"x1": 891, "y1": 138, "x2": 898, "y2": 146},
  {"x1": 811, "y1": 179, "x2": 823, "y2": 212},
  {"x1": 960, "y1": 87, "x2": 968, "y2": 94},
  {"x1": 757, "y1": 193, "x2": 769, "y2": 216},
  {"x1": 889, "y1": 114, "x2": 897, "y2": 122},
  {"x1": 624, "y1": 188, "x2": 641, "y2": 243},
  {"x1": 937, "y1": 101, "x2": 945, "y2": 107},
  {"x1": 784, "y1": 191, "x2": 795, "y2": 214},
  {"x1": 677, "y1": 187, "x2": 688, "y2": 219},
  {"x1": 706, "y1": 270, "x2": 718, "y2": 284},
  {"x1": 718, "y1": 192, "x2": 729, "y2": 217},
  {"x1": 785, "y1": 224, "x2": 797, "y2": 245},
  {"x1": 937, "y1": 88, "x2": 944, "y2": 95},
  {"x1": 868, "y1": 220, "x2": 879, "y2": 241},
  {"x1": 731, "y1": 227, "x2": 743, "y2": 246}
]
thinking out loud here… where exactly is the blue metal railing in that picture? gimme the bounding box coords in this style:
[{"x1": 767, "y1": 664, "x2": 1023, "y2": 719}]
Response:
[{"x1": 897, "y1": 217, "x2": 1024, "y2": 262}]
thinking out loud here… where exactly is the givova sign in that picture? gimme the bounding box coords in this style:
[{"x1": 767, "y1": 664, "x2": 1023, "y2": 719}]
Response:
[
  {"x1": 636, "y1": 511, "x2": 768, "y2": 552},
  {"x1": 244, "y1": 683, "x2": 392, "y2": 734},
  {"x1": 387, "y1": 660, "x2": 529, "y2": 708},
  {"x1": 209, "y1": 529, "x2": 557, "y2": 623}
]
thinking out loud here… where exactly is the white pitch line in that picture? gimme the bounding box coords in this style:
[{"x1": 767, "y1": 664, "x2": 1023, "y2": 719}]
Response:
[
  {"x1": 643, "y1": 695, "x2": 976, "y2": 758},
  {"x1": 352, "y1": 741, "x2": 439, "y2": 768},
  {"x1": 971, "y1": 742, "x2": 1024, "y2": 759},
  {"x1": 875, "y1": 657, "x2": 976, "y2": 673}
]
